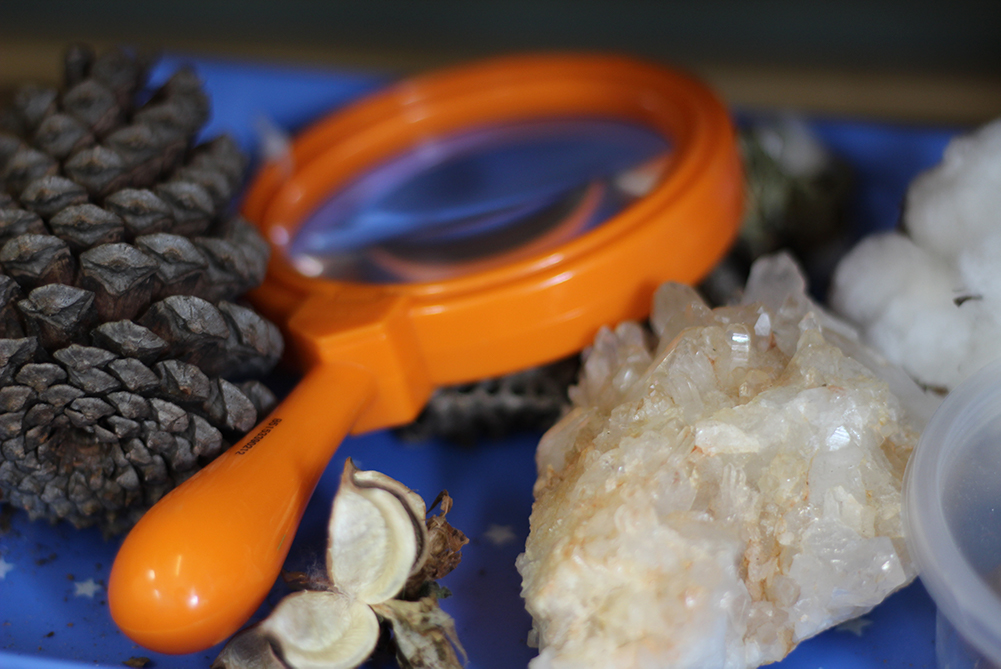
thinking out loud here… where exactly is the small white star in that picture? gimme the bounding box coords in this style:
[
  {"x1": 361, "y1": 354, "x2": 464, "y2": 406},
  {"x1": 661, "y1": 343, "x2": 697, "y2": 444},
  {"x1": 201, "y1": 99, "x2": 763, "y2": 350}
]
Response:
[
  {"x1": 483, "y1": 524, "x2": 517, "y2": 546},
  {"x1": 835, "y1": 616, "x2": 872, "y2": 637},
  {"x1": 0, "y1": 556, "x2": 14, "y2": 579},
  {"x1": 73, "y1": 578, "x2": 102, "y2": 598}
]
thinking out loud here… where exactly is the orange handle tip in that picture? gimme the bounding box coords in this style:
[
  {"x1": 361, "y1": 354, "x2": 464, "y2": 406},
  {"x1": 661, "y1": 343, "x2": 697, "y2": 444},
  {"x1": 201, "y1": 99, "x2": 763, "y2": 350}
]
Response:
[{"x1": 109, "y1": 364, "x2": 375, "y2": 653}]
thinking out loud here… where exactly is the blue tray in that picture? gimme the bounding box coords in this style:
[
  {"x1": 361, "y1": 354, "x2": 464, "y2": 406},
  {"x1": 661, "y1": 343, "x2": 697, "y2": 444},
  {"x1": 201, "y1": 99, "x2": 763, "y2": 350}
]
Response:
[{"x1": 0, "y1": 55, "x2": 960, "y2": 668}]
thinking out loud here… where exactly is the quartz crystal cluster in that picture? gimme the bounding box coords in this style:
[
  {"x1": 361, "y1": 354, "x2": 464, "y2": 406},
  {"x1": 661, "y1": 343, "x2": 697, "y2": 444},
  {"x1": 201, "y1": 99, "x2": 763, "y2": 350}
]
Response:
[{"x1": 517, "y1": 253, "x2": 927, "y2": 669}]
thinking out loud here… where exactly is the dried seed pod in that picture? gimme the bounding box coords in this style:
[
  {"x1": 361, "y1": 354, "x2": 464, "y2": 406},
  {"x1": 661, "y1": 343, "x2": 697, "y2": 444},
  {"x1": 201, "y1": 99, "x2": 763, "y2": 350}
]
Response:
[
  {"x1": 211, "y1": 624, "x2": 288, "y2": 669},
  {"x1": 103, "y1": 188, "x2": 175, "y2": 238},
  {"x1": 19, "y1": 175, "x2": 89, "y2": 219},
  {"x1": 330, "y1": 460, "x2": 428, "y2": 603},
  {"x1": 32, "y1": 113, "x2": 95, "y2": 160},
  {"x1": 16, "y1": 283, "x2": 97, "y2": 349},
  {"x1": 77, "y1": 242, "x2": 158, "y2": 320},
  {"x1": 62, "y1": 79, "x2": 122, "y2": 137},
  {"x1": 0, "y1": 208, "x2": 47, "y2": 242},
  {"x1": 370, "y1": 597, "x2": 467, "y2": 669},
  {"x1": 63, "y1": 145, "x2": 129, "y2": 198},
  {"x1": 0, "y1": 234, "x2": 76, "y2": 289},
  {"x1": 2, "y1": 146, "x2": 58, "y2": 195},
  {"x1": 49, "y1": 203, "x2": 125, "y2": 252},
  {"x1": 212, "y1": 462, "x2": 463, "y2": 669},
  {"x1": 262, "y1": 591, "x2": 381, "y2": 669}
]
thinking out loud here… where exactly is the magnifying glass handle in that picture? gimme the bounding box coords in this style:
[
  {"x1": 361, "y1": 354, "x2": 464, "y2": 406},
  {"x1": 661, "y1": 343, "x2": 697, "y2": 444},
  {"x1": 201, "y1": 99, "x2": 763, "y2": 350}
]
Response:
[{"x1": 107, "y1": 362, "x2": 375, "y2": 655}]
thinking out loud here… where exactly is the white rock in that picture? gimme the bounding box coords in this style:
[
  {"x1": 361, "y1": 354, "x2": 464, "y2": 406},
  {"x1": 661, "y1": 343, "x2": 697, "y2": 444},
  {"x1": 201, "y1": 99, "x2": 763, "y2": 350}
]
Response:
[
  {"x1": 905, "y1": 118, "x2": 1001, "y2": 260},
  {"x1": 517, "y1": 253, "x2": 923, "y2": 669},
  {"x1": 830, "y1": 117, "x2": 1001, "y2": 391}
]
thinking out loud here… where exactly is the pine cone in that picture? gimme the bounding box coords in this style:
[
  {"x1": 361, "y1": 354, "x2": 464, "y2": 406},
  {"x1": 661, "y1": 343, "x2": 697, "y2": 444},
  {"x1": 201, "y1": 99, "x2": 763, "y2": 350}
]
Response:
[
  {"x1": 0, "y1": 45, "x2": 283, "y2": 534},
  {"x1": 395, "y1": 356, "x2": 579, "y2": 445}
]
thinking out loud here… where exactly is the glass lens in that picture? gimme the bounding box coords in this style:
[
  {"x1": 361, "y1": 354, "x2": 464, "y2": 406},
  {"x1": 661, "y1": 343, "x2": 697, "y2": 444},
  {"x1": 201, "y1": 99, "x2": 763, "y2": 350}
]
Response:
[{"x1": 288, "y1": 118, "x2": 670, "y2": 283}]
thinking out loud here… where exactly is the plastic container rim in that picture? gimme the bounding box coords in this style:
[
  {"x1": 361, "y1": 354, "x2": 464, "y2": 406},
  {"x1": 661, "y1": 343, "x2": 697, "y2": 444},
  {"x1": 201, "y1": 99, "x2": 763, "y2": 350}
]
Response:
[{"x1": 903, "y1": 359, "x2": 1001, "y2": 665}]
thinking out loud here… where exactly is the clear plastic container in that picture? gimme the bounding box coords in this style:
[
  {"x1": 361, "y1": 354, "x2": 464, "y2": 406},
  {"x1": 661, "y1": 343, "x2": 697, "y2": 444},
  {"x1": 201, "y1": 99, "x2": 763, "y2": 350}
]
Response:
[{"x1": 905, "y1": 360, "x2": 1001, "y2": 669}]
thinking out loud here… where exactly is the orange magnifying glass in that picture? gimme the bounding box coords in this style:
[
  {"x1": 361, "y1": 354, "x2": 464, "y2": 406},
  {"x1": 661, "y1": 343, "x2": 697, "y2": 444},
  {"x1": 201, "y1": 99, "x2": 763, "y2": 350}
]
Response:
[{"x1": 108, "y1": 53, "x2": 743, "y2": 654}]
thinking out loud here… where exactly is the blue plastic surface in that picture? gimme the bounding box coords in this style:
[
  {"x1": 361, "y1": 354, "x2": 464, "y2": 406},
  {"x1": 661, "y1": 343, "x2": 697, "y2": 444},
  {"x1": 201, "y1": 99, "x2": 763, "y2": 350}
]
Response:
[{"x1": 0, "y1": 55, "x2": 958, "y2": 668}]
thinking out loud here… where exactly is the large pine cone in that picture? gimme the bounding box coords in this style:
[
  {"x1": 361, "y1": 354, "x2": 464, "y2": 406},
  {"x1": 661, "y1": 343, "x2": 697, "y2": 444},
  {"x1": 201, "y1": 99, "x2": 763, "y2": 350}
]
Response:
[{"x1": 0, "y1": 45, "x2": 283, "y2": 534}]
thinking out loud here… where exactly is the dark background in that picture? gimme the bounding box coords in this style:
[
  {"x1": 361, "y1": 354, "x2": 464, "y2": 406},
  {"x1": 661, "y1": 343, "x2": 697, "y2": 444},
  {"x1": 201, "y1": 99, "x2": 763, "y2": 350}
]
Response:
[{"x1": 2, "y1": 0, "x2": 1000, "y2": 123}]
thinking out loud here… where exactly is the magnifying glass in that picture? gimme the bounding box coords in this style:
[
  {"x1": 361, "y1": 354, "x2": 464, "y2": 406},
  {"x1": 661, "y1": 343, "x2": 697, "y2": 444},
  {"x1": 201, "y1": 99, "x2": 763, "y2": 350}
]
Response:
[{"x1": 108, "y1": 53, "x2": 743, "y2": 654}]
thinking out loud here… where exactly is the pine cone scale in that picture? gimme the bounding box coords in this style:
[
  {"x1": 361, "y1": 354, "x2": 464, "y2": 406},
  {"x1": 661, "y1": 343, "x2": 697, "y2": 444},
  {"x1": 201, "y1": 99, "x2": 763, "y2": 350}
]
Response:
[{"x1": 0, "y1": 46, "x2": 284, "y2": 533}]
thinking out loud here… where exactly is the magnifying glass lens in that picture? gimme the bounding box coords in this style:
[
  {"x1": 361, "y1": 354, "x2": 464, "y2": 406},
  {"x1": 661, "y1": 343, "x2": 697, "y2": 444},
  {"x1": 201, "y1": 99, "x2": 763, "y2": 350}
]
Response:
[{"x1": 288, "y1": 118, "x2": 670, "y2": 282}]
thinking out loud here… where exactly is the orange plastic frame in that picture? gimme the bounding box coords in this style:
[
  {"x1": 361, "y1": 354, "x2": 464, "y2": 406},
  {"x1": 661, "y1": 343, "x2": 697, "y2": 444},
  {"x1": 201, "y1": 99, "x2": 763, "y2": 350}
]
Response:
[{"x1": 108, "y1": 53, "x2": 744, "y2": 654}]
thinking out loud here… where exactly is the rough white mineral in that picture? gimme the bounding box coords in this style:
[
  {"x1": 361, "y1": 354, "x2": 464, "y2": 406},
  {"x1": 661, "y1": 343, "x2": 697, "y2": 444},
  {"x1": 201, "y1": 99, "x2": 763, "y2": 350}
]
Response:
[
  {"x1": 830, "y1": 117, "x2": 1001, "y2": 391},
  {"x1": 516, "y1": 253, "x2": 932, "y2": 669}
]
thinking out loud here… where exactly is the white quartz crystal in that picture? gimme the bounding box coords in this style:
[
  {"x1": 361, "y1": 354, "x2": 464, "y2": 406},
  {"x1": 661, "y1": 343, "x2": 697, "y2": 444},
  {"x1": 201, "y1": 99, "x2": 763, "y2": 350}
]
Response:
[{"x1": 517, "y1": 253, "x2": 924, "y2": 669}]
